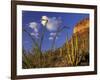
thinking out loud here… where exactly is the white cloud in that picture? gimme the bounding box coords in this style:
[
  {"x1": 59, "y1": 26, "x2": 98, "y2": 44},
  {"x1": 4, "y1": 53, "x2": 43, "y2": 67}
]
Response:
[
  {"x1": 29, "y1": 22, "x2": 38, "y2": 32},
  {"x1": 29, "y1": 22, "x2": 37, "y2": 29},
  {"x1": 49, "y1": 37, "x2": 54, "y2": 40},
  {"x1": 49, "y1": 36, "x2": 58, "y2": 40},
  {"x1": 34, "y1": 28, "x2": 38, "y2": 32},
  {"x1": 46, "y1": 17, "x2": 62, "y2": 31},
  {"x1": 30, "y1": 32, "x2": 39, "y2": 39},
  {"x1": 50, "y1": 32, "x2": 56, "y2": 36}
]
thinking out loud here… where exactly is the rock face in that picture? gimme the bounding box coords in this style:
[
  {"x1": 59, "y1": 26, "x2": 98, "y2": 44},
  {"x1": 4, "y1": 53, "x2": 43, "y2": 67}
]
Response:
[
  {"x1": 65, "y1": 18, "x2": 89, "y2": 51},
  {"x1": 73, "y1": 18, "x2": 89, "y2": 34},
  {"x1": 72, "y1": 18, "x2": 89, "y2": 55},
  {"x1": 58, "y1": 18, "x2": 90, "y2": 66}
]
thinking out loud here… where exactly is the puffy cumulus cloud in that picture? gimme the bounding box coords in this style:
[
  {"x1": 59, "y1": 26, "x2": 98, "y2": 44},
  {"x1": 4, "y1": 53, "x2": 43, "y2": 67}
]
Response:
[
  {"x1": 29, "y1": 22, "x2": 38, "y2": 32},
  {"x1": 46, "y1": 17, "x2": 60, "y2": 31},
  {"x1": 49, "y1": 37, "x2": 53, "y2": 40},
  {"x1": 29, "y1": 22, "x2": 37, "y2": 29},
  {"x1": 49, "y1": 36, "x2": 58, "y2": 40},
  {"x1": 30, "y1": 32, "x2": 39, "y2": 39},
  {"x1": 41, "y1": 16, "x2": 62, "y2": 31},
  {"x1": 34, "y1": 28, "x2": 38, "y2": 33},
  {"x1": 50, "y1": 32, "x2": 60, "y2": 38},
  {"x1": 50, "y1": 32, "x2": 56, "y2": 36}
]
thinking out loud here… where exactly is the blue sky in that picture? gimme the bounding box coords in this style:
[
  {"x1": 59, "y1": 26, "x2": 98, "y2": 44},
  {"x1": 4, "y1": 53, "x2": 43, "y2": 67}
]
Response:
[{"x1": 22, "y1": 11, "x2": 89, "y2": 52}]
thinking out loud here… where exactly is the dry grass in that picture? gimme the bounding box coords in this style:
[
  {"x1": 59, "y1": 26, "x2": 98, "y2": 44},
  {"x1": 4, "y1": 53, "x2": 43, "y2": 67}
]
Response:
[{"x1": 22, "y1": 32, "x2": 89, "y2": 69}]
